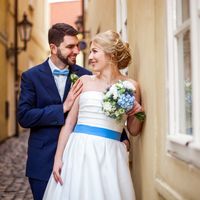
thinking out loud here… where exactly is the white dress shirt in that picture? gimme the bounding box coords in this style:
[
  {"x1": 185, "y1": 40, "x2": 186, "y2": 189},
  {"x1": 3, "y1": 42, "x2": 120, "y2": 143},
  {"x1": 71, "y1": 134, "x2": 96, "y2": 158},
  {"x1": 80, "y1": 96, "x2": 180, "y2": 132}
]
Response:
[{"x1": 48, "y1": 58, "x2": 68, "y2": 101}]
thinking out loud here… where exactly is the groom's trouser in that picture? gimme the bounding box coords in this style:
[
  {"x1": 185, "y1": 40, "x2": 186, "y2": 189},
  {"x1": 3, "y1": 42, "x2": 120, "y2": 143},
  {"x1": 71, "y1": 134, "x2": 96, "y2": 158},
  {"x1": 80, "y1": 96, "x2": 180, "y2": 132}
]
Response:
[{"x1": 29, "y1": 178, "x2": 48, "y2": 200}]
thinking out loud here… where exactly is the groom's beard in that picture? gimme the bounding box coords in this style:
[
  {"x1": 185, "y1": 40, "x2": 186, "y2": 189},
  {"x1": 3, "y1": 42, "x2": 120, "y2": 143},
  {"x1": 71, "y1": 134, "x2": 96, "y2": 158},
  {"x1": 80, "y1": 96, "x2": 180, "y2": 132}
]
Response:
[{"x1": 57, "y1": 48, "x2": 76, "y2": 66}]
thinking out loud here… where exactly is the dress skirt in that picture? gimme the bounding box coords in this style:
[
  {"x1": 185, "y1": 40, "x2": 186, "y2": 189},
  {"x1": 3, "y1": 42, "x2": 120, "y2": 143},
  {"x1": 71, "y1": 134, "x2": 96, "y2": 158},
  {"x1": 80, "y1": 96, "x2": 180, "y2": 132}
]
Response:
[{"x1": 43, "y1": 131, "x2": 135, "y2": 200}]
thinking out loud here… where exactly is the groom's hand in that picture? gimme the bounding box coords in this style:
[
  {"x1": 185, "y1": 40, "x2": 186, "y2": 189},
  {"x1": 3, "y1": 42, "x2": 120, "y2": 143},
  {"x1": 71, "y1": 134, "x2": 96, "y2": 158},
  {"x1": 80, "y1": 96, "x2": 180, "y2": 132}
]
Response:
[
  {"x1": 122, "y1": 139, "x2": 130, "y2": 151},
  {"x1": 63, "y1": 79, "x2": 83, "y2": 113}
]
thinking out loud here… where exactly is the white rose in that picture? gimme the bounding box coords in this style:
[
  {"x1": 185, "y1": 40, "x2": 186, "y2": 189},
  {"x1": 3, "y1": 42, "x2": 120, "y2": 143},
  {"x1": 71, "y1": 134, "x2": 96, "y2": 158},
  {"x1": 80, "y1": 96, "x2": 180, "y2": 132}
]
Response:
[
  {"x1": 105, "y1": 91, "x2": 112, "y2": 98},
  {"x1": 113, "y1": 90, "x2": 119, "y2": 100},
  {"x1": 109, "y1": 86, "x2": 118, "y2": 99},
  {"x1": 123, "y1": 81, "x2": 136, "y2": 91},
  {"x1": 102, "y1": 102, "x2": 112, "y2": 112},
  {"x1": 109, "y1": 85, "x2": 116, "y2": 93}
]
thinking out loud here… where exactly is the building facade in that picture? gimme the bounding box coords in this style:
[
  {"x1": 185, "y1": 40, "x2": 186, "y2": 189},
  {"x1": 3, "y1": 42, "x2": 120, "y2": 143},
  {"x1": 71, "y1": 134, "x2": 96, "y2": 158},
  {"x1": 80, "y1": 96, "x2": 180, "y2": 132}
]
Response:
[
  {"x1": 0, "y1": 0, "x2": 49, "y2": 141},
  {"x1": 49, "y1": 0, "x2": 82, "y2": 26},
  {"x1": 84, "y1": 0, "x2": 200, "y2": 199},
  {"x1": 49, "y1": 0, "x2": 84, "y2": 66}
]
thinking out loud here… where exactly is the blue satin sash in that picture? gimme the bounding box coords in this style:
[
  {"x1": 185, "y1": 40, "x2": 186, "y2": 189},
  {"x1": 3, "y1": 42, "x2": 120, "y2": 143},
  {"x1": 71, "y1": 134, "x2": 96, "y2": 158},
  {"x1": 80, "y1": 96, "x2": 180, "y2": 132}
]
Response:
[{"x1": 73, "y1": 124, "x2": 121, "y2": 141}]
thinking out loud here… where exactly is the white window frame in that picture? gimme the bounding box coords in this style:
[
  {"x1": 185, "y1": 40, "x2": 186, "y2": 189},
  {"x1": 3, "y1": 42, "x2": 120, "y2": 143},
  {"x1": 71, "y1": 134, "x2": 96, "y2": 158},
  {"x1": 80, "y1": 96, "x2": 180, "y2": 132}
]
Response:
[
  {"x1": 166, "y1": 0, "x2": 200, "y2": 168},
  {"x1": 116, "y1": 0, "x2": 128, "y2": 42}
]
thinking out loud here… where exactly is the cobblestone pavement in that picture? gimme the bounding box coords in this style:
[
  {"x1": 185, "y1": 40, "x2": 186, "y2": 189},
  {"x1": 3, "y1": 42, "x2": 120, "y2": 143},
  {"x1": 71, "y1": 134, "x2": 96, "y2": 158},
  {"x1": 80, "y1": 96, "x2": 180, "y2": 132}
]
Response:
[{"x1": 0, "y1": 132, "x2": 33, "y2": 200}]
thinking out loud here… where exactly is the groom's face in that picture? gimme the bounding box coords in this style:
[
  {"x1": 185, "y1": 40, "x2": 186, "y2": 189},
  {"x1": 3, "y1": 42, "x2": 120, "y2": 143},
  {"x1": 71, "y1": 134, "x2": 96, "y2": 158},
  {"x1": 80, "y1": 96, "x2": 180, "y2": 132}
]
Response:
[{"x1": 57, "y1": 35, "x2": 80, "y2": 65}]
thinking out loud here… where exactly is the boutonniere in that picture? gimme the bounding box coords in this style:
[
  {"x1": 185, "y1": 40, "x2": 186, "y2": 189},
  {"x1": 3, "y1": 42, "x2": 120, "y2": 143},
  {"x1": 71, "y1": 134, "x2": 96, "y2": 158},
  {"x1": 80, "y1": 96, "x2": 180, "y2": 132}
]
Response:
[{"x1": 70, "y1": 73, "x2": 79, "y2": 85}]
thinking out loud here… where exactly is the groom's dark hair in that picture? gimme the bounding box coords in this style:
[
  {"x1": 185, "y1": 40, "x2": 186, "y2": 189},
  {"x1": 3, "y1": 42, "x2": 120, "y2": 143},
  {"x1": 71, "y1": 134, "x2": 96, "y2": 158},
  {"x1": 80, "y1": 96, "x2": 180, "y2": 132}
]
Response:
[{"x1": 48, "y1": 23, "x2": 79, "y2": 46}]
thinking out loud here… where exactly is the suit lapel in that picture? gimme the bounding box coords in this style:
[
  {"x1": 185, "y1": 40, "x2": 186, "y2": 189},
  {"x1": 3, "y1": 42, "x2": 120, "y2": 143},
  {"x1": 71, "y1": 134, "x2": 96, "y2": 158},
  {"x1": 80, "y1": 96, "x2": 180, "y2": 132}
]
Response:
[
  {"x1": 39, "y1": 60, "x2": 61, "y2": 102},
  {"x1": 39, "y1": 61, "x2": 83, "y2": 103}
]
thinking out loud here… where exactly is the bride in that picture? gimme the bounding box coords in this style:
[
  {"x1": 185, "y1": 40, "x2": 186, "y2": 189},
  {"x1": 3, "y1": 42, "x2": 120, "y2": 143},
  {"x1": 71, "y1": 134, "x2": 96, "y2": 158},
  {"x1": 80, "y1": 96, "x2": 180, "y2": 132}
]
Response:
[{"x1": 43, "y1": 30, "x2": 144, "y2": 200}]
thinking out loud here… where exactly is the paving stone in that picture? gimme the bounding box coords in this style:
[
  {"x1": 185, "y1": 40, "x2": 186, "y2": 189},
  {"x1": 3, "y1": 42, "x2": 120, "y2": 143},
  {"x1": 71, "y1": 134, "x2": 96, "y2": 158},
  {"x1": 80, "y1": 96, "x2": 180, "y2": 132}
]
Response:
[{"x1": 0, "y1": 132, "x2": 33, "y2": 200}]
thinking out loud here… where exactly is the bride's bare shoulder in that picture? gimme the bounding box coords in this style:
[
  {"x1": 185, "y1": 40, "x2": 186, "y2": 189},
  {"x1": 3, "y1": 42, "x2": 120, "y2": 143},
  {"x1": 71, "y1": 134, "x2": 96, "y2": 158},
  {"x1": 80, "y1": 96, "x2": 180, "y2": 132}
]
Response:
[
  {"x1": 127, "y1": 78, "x2": 138, "y2": 88},
  {"x1": 120, "y1": 75, "x2": 138, "y2": 88},
  {"x1": 79, "y1": 74, "x2": 94, "y2": 82},
  {"x1": 79, "y1": 75, "x2": 97, "y2": 89}
]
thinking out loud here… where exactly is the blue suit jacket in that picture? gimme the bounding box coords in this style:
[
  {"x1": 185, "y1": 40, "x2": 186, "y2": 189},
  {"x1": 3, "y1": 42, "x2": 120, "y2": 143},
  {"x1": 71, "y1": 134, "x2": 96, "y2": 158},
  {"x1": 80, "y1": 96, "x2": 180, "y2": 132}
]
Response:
[{"x1": 17, "y1": 59, "x2": 92, "y2": 181}]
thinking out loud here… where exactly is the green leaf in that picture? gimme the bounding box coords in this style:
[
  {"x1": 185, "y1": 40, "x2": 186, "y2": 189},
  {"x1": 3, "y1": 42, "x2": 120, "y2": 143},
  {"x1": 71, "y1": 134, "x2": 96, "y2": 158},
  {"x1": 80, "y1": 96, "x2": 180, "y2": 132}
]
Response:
[{"x1": 134, "y1": 111, "x2": 146, "y2": 122}]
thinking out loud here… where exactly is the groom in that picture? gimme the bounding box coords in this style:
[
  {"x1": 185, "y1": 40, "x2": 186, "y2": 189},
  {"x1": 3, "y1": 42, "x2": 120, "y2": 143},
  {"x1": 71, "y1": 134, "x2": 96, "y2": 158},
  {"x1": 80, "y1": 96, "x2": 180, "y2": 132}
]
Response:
[{"x1": 17, "y1": 23, "x2": 129, "y2": 200}]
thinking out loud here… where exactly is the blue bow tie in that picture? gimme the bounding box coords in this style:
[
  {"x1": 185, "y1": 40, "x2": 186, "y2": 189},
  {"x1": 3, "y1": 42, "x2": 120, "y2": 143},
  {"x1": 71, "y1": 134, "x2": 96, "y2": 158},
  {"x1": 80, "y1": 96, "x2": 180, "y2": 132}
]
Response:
[{"x1": 52, "y1": 69, "x2": 69, "y2": 76}]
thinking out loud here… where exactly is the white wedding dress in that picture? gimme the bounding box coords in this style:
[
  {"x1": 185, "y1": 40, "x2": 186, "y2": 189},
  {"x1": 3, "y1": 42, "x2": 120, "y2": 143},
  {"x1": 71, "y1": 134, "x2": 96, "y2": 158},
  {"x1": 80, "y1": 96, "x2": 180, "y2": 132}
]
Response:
[{"x1": 43, "y1": 91, "x2": 135, "y2": 200}]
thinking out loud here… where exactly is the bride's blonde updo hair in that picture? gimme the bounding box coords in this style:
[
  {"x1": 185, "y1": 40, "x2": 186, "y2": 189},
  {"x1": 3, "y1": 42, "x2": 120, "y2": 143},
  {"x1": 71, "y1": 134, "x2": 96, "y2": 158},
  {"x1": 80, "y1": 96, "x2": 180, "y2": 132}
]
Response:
[{"x1": 91, "y1": 30, "x2": 132, "y2": 69}]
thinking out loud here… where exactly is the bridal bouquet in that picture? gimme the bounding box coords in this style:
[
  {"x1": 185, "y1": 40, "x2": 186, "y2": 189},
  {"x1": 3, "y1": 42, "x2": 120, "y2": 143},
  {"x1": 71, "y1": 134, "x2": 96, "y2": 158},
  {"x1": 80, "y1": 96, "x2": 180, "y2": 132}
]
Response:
[{"x1": 102, "y1": 80, "x2": 145, "y2": 122}]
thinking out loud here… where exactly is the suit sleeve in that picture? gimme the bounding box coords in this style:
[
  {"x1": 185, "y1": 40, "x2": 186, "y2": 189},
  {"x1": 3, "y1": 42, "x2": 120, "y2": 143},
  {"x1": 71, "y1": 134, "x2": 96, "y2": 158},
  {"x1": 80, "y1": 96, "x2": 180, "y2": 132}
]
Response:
[
  {"x1": 120, "y1": 129, "x2": 129, "y2": 142},
  {"x1": 17, "y1": 72, "x2": 65, "y2": 128}
]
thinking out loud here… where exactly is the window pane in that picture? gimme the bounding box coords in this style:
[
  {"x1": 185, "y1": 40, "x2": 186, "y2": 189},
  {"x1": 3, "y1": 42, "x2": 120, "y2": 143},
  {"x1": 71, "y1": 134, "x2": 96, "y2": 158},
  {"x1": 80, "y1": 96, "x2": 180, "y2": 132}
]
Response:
[
  {"x1": 177, "y1": 30, "x2": 192, "y2": 135},
  {"x1": 176, "y1": 0, "x2": 190, "y2": 26}
]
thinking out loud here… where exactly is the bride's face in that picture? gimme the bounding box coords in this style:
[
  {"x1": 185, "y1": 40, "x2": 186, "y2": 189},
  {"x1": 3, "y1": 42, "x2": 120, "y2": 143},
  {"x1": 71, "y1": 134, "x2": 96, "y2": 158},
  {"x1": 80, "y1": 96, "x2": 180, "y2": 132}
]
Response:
[{"x1": 88, "y1": 42, "x2": 110, "y2": 73}]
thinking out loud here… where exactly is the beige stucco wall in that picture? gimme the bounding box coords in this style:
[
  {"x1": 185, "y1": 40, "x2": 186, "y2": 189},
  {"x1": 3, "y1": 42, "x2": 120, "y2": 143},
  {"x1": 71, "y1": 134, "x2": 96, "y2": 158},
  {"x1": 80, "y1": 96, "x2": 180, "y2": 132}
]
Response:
[
  {"x1": 84, "y1": 0, "x2": 116, "y2": 67},
  {"x1": 127, "y1": 0, "x2": 164, "y2": 199},
  {"x1": 85, "y1": 0, "x2": 200, "y2": 199},
  {"x1": 0, "y1": 0, "x2": 8, "y2": 141},
  {"x1": 128, "y1": 0, "x2": 200, "y2": 200},
  {"x1": 85, "y1": 0, "x2": 116, "y2": 37},
  {"x1": 17, "y1": 0, "x2": 50, "y2": 74}
]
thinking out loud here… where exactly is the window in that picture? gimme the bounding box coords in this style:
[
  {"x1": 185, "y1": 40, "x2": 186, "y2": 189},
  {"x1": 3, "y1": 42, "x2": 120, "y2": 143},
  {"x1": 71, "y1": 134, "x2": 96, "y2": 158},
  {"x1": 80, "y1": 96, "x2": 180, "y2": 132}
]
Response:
[{"x1": 166, "y1": 0, "x2": 200, "y2": 167}]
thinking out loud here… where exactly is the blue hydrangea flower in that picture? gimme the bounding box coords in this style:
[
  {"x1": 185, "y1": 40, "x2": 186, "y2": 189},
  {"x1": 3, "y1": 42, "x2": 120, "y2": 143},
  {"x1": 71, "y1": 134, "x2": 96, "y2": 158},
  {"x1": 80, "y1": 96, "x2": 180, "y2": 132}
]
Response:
[{"x1": 117, "y1": 93, "x2": 135, "y2": 111}]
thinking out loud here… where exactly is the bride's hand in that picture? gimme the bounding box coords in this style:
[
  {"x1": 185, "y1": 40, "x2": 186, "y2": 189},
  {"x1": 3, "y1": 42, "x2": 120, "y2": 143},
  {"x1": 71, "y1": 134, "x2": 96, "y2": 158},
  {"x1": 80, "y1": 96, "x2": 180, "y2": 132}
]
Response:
[
  {"x1": 127, "y1": 100, "x2": 143, "y2": 116},
  {"x1": 53, "y1": 158, "x2": 63, "y2": 185}
]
